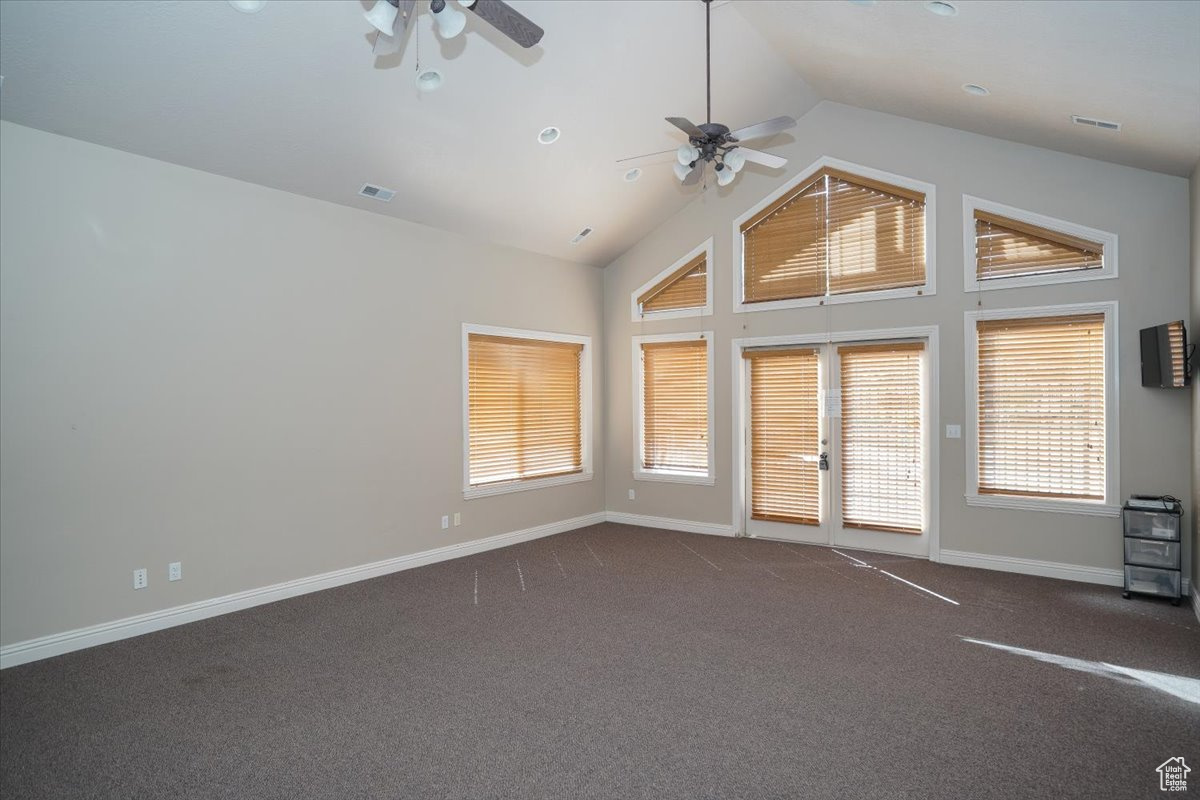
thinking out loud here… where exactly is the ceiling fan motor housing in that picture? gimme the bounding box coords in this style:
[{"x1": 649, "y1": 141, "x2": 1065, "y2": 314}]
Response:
[{"x1": 688, "y1": 123, "x2": 735, "y2": 166}]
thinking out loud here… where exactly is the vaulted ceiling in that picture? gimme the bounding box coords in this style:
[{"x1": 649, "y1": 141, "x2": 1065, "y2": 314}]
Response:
[{"x1": 1, "y1": 1, "x2": 1196, "y2": 267}]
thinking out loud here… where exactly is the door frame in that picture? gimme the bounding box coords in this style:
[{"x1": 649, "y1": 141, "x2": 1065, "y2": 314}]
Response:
[{"x1": 731, "y1": 324, "x2": 941, "y2": 561}]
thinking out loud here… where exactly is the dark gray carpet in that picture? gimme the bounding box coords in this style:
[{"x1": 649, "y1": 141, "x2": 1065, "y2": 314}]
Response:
[{"x1": 2, "y1": 522, "x2": 1197, "y2": 799}]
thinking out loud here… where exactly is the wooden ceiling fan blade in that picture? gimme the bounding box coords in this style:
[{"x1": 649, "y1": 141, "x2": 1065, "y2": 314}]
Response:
[
  {"x1": 666, "y1": 117, "x2": 706, "y2": 139},
  {"x1": 683, "y1": 163, "x2": 703, "y2": 185},
  {"x1": 468, "y1": 0, "x2": 544, "y2": 48},
  {"x1": 738, "y1": 148, "x2": 787, "y2": 169},
  {"x1": 371, "y1": 0, "x2": 416, "y2": 57},
  {"x1": 729, "y1": 116, "x2": 796, "y2": 143},
  {"x1": 616, "y1": 149, "x2": 676, "y2": 168}
]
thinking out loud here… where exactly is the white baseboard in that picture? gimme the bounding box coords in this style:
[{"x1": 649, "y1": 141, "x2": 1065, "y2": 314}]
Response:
[
  {"x1": 941, "y1": 548, "x2": 1193, "y2": 596},
  {"x1": 0, "y1": 511, "x2": 606, "y2": 670},
  {"x1": 604, "y1": 511, "x2": 736, "y2": 538}
]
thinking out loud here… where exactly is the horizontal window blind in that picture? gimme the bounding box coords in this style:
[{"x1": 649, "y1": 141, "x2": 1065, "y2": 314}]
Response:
[
  {"x1": 975, "y1": 210, "x2": 1103, "y2": 281},
  {"x1": 1167, "y1": 320, "x2": 1187, "y2": 388},
  {"x1": 746, "y1": 348, "x2": 821, "y2": 525},
  {"x1": 468, "y1": 334, "x2": 583, "y2": 487},
  {"x1": 838, "y1": 342, "x2": 924, "y2": 534},
  {"x1": 641, "y1": 339, "x2": 709, "y2": 475},
  {"x1": 741, "y1": 168, "x2": 925, "y2": 304},
  {"x1": 976, "y1": 314, "x2": 1106, "y2": 500},
  {"x1": 639, "y1": 252, "x2": 707, "y2": 313}
]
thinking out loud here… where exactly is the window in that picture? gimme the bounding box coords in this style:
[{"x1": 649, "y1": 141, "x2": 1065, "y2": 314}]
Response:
[
  {"x1": 965, "y1": 303, "x2": 1118, "y2": 516},
  {"x1": 963, "y1": 196, "x2": 1117, "y2": 291},
  {"x1": 839, "y1": 342, "x2": 925, "y2": 534},
  {"x1": 734, "y1": 158, "x2": 934, "y2": 311},
  {"x1": 633, "y1": 332, "x2": 714, "y2": 483},
  {"x1": 463, "y1": 325, "x2": 592, "y2": 498},
  {"x1": 630, "y1": 239, "x2": 713, "y2": 321},
  {"x1": 745, "y1": 347, "x2": 821, "y2": 524}
]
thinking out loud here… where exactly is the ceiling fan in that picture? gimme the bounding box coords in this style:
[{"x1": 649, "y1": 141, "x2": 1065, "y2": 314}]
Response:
[
  {"x1": 364, "y1": 0, "x2": 544, "y2": 58},
  {"x1": 619, "y1": 0, "x2": 795, "y2": 187}
]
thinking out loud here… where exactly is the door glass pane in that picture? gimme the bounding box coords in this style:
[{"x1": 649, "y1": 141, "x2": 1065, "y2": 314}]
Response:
[
  {"x1": 748, "y1": 349, "x2": 821, "y2": 525},
  {"x1": 838, "y1": 343, "x2": 924, "y2": 533}
]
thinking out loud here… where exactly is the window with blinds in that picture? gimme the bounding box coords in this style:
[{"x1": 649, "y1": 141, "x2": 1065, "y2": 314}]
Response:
[
  {"x1": 640, "y1": 338, "x2": 709, "y2": 477},
  {"x1": 1167, "y1": 320, "x2": 1187, "y2": 388},
  {"x1": 638, "y1": 252, "x2": 707, "y2": 315},
  {"x1": 839, "y1": 343, "x2": 924, "y2": 534},
  {"x1": 467, "y1": 333, "x2": 584, "y2": 488},
  {"x1": 741, "y1": 166, "x2": 926, "y2": 305},
  {"x1": 746, "y1": 348, "x2": 821, "y2": 525},
  {"x1": 975, "y1": 210, "x2": 1104, "y2": 282},
  {"x1": 976, "y1": 314, "x2": 1106, "y2": 500}
]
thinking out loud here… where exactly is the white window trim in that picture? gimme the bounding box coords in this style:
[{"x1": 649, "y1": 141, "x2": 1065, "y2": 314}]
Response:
[
  {"x1": 963, "y1": 301, "x2": 1120, "y2": 517},
  {"x1": 630, "y1": 238, "x2": 714, "y2": 322},
  {"x1": 962, "y1": 195, "x2": 1118, "y2": 293},
  {"x1": 729, "y1": 325, "x2": 941, "y2": 561},
  {"x1": 461, "y1": 323, "x2": 593, "y2": 500},
  {"x1": 731, "y1": 156, "x2": 937, "y2": 314},
  {"x1": 632, "y1": 331, "x2": 716, "y2": 485}
]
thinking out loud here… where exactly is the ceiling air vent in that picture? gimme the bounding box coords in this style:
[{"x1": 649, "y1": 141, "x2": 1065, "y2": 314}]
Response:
[
  {"x1": 1071, "y1": 115, "x2": 1121, "y2": 132},
  {"x1": 570, "y1": 227, "x2": 593, "y2": 245},
  {"x1": 358, "y1": 183, "x2": 396, "y2": 202}
]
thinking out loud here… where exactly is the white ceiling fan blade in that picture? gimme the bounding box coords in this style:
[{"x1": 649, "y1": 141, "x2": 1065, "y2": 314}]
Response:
[
  {"x1": 729, "y1": 116, "x2": 796, "y2": 143},
  {"x1": 738, "y1": 147, "x2": 787, "y2": 169},
  {"x1": 371, "y1": 0, "x2": 417, "y2": 57}
]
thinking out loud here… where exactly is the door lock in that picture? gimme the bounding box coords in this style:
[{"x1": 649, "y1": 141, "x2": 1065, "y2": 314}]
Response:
[{"x1": 819, "y1": 452, "x2": 830, "y2": 471}]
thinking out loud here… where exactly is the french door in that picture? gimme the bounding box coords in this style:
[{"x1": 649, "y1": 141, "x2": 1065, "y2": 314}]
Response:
[{"x1": 743, "y1": 339, "x2": 930, "y2": 557}]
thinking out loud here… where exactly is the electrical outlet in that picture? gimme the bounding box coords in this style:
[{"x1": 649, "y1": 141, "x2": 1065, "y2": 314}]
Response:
[
  {"x1": 168, "y1": 562, "x2": 182, "y2": 582},
  {"x1": 441, "y1": 515, "x2": 449, "y2": 530},
  {"x1": 628, "y1": 489, "x2": 636, "y2": 500},
  {"x1": 133, "y1": 568, "x2": 147, "y2": 590},
  {"x1": 453, "y1": 512, "x2": 461, "y2": 526},
  {"x1": 945, "y1": 424, "x2": 962, "y2": 439}
]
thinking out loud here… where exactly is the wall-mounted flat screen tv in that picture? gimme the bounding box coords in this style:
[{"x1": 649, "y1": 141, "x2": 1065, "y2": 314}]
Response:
[{"x1": 1139, "y1": 320, "x2": 1189, "y2": 388}]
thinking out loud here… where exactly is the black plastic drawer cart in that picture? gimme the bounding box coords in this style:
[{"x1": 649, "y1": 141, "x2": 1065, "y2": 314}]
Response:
[{"x1": 1121, "y1": 496, "x2": 1183, "y2": 606}]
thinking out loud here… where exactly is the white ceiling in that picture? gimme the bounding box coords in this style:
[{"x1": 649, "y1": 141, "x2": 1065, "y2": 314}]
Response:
[
  {"x1": 738, "y1": 0, "x2": 1200, "y2": 178},
  {"x1": 0, "y1": 1, "x2": 1196, "y2": 267},
  {"x1": 0, "y1": 0, "x2": 816, "y2": 267}
]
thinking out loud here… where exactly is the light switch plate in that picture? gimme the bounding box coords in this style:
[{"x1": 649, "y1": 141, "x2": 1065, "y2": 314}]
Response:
[{"x1": 946, "y1": 424, "x2": 962, "y2": 439}]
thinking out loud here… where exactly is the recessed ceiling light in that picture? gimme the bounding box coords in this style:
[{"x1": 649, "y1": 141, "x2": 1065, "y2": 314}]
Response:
[
  {"x1": 228, "y1": 0, "x2": 266, "y2": 12},
  {"x1": 623, "y1": 168, "x2": 642, "y2": 182},
  {"x1": 924, "y1": 1, "x2": 958, "y2": 16},
  {"x1": 415, "y1": 68, "x2": 443, "y2": 93},
  {"x1": 962, "y1": 83, "x2": 990, "y2": 96},
  {"x1": 538, "y1": 126, "x2": 561, "y2": 145}
]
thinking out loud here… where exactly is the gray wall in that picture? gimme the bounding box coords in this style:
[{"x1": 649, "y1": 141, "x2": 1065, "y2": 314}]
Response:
[
  {"x1": 0, "y1": 122, "x2": 605, "y2": 646},
  {"x1": 604, "y1": 102, "x2": 1192, "y2": 574},
  {"x1": 1192, "y1": 162, "x2": 1199, "y2": 605}
]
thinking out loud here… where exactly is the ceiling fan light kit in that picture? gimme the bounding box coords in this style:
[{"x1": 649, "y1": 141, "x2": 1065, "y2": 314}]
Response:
[
  {"x1": 364, "y1": 1, "x2": 399, "y2": 35},
  {"x1": 620, "y1": 0, "x2": 796, "y2": 188},
  {"x1": 430, "y1": 0, "x2": 467, "y2": 39},
  {"x1": 365, "y1": 0, "x2": 544, "y2": 68}
]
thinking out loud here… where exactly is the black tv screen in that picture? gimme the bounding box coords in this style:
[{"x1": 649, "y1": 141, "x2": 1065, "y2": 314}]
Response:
[{"x1": 1139, "y1": 320, "x2": 1189, "y2": 388}]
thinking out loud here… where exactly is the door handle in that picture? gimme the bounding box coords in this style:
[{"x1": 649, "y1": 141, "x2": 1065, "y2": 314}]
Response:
[{"x1": 819, "y1": 452, "x2": 830, "y2": 471}]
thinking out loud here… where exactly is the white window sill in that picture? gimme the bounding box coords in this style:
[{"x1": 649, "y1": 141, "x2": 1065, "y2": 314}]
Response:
[
  {"x1": 631, "y1": 305, "x2": 713, "y2": 323},
  {"x1": 734, "y1": 285, "x2": 932, "y2": 314},
  {"x1": 464, "y1": 471, "x2": 592, "y2": 500},
  {"x1": 634, "y1": 469, "x2": 715, "y2": 486},
  {"x1": 965, "y1": 493, "x2": 1119, "y2": 518},
  {"x1": 964, "y1": 270, "x2": 1116, "y2": 293}
]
